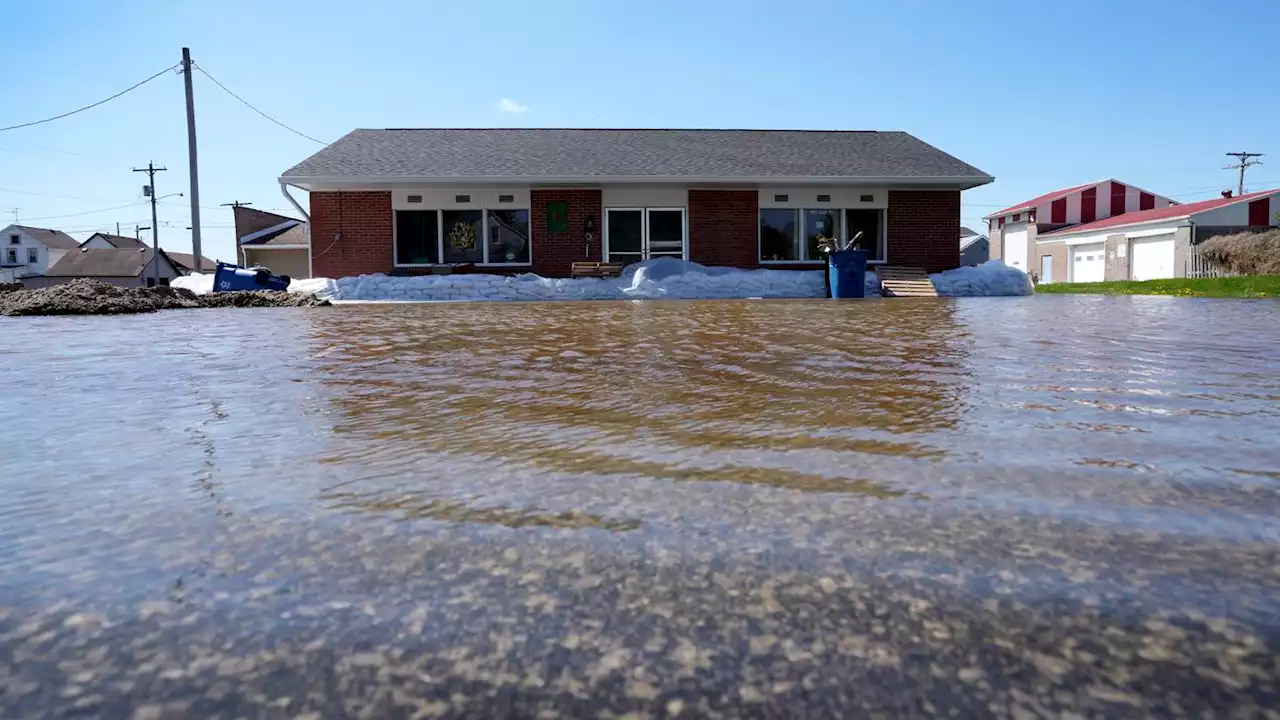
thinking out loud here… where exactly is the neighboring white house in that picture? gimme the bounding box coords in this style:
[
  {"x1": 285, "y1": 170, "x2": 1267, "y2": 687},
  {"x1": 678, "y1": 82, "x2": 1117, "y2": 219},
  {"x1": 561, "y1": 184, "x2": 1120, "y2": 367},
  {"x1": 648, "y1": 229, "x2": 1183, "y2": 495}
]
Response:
[
  {"x1": 1, "y1": 224, "x2": 80, "y2": 280},
  {"x1": 235, "y1": 206, "x2": 310, "y2": 279},
  {"x1": 1036, "y1": 189, "x2": 1280, "y2": 282}
]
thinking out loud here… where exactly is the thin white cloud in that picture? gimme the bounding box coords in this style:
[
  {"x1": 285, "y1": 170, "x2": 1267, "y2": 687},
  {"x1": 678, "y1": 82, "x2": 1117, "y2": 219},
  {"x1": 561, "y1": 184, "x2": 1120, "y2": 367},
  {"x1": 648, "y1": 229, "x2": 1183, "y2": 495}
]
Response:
[{"x1": 497, "y1": 98, "x2": 529, "y2": 114}]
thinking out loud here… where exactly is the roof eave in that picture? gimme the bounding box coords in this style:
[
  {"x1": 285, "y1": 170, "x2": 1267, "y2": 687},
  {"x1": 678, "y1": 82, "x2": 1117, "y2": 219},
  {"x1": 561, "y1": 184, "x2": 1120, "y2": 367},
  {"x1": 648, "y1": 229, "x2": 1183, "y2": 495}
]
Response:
[
  {"x1": 1038, "y1": 215, "x2": 1193, "y2": 241},
  {"x1": 280, "y1": 175, "x2": 995, "y2": 191}
]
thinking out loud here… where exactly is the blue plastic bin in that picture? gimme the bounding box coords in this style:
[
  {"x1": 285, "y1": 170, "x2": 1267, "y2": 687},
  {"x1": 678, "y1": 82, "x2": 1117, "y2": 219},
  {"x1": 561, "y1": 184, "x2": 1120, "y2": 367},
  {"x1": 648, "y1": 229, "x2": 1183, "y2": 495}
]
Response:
[
  {"x1": 213, "y1": 262, "x2": 291, "y2": 292},
  {"x1": 827, "y1": 249, "x2": 869, "y2": 299}
]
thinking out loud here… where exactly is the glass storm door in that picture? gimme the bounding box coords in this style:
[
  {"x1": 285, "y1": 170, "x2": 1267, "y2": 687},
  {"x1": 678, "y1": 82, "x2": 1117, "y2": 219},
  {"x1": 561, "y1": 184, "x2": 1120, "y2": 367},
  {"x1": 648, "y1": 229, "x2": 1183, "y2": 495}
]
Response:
[
  {"x1": 605, "y1": 209, "x2": 644, "y2": 265},
  {"x1": 605, "y1": 208, "x2": 686, "y2": 264}
]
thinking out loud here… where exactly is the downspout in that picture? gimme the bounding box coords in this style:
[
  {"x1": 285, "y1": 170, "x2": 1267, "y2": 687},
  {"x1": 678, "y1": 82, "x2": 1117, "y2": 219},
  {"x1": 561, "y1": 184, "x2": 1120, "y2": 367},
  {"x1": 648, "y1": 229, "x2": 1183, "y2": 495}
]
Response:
[{"x1": 280, "y1": 182, "x2": 312, "y2": 278}]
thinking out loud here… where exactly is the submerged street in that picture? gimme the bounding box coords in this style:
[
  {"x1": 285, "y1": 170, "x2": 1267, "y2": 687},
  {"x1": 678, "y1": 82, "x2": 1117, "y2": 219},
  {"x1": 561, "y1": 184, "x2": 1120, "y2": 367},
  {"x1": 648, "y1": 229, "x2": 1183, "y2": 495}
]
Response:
[{"x1": 2, "y1": 296, "x2": 1278, "y2": 717}]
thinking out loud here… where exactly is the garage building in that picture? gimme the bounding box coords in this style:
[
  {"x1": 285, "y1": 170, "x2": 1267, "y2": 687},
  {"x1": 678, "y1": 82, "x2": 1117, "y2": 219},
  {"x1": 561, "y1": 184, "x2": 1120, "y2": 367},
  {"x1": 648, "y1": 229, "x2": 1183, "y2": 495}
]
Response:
[
  {"x1": 1036, "y1": 189, "x2": 1279, "y2": 282},
  {"x1": 985, "y1": 179, "x2": 1174, "y2": 281}
]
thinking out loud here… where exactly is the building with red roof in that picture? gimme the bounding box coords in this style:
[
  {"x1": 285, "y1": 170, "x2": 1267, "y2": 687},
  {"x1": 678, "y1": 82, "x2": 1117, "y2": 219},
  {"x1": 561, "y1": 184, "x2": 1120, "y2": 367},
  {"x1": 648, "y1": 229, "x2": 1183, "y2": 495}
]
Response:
[
  {"x1": 1033, "y1": 189, "x2": 1278, "y2": 283},
  {"x1": 985, "y1": 179, "x2": 1175, "y2": 278}
]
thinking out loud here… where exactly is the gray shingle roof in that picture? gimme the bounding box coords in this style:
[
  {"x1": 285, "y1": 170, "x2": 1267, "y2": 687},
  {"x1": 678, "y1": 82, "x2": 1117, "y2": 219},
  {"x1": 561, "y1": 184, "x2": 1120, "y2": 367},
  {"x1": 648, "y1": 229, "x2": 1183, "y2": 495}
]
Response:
[
  {"x1": 12, "y1": 225, "x2": 79, "y2": 250},
  {"x1": 281, "y1": 129, "x2": 991, "y2": 185},
  {"x1": 46, "y1": 248, "x2": 167, "y2": 277},
  {"x1": 84, "y1": 233, "x2": 148, "y2": 250},
  {"x1": 165, "y1": 252, "x2": 216, "y2": 272}
]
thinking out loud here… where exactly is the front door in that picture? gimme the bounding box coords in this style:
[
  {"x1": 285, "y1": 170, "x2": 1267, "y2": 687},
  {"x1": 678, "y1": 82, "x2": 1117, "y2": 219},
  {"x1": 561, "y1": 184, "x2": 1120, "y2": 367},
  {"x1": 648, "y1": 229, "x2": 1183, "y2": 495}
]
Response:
[
  {"x1": 605, "y1": 208, "x2": 686, "y2": 264},
  {"x1": 1040, "y1": 254, "x2": 1053, "y2": 283}
]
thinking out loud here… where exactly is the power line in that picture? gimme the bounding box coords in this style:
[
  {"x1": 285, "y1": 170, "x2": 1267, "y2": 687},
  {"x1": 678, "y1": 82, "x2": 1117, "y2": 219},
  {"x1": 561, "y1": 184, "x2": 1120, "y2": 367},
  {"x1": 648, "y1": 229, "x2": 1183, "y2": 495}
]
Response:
[
  {"x1": 0, "y1": 64, "x2": 178, "y2": 133},
  {"x1": 0, "y1": 186, "x2": 137, "y2": 202},
  {"x1": 18, "y1": 201, "x2": 148, "y2": 221},
  {"x1": 193, "y1": 64, "x2": 328, "y2": 145}
]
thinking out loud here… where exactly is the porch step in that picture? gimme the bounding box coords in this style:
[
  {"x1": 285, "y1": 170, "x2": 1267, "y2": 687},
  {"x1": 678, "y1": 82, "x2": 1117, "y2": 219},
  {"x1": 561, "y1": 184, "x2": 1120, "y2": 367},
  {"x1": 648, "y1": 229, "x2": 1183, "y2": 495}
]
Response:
[{"x1": 876, "y1": 266, "x2": 939, "y2": 297}]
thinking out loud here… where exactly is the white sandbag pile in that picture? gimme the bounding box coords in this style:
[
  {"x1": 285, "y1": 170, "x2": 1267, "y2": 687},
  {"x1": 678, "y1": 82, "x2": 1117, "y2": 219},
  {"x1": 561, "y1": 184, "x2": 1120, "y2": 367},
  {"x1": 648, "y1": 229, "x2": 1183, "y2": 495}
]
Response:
[
  {"x1": 171, "y1": 258, "x2": 1032, "y2": 302},
  {"x1": 930, "y1": 260, "x2": 1033, "y2": 297},
  {"x1": 616, "y1": 258, "x2": 824, "y2": 299}
]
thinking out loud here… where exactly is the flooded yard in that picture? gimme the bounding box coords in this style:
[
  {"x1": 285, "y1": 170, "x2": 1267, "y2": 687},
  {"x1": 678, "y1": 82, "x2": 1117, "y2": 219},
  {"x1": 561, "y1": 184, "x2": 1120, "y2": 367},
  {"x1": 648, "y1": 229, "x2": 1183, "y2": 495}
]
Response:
[{"x1": 2, "y1": 295, "x2": 1279, "y2": 716}]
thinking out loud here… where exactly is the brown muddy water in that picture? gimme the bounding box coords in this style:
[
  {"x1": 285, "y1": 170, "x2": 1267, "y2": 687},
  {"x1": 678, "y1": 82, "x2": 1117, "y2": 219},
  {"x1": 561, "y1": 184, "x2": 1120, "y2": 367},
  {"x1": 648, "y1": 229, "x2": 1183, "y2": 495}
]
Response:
[{"x1": 2, "y1": 296, "x2": 1279, "y2": 717}]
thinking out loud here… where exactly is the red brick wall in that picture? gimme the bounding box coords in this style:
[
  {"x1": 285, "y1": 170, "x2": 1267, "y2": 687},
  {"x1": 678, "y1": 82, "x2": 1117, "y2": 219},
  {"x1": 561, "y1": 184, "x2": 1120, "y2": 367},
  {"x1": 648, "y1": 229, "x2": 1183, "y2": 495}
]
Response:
[
  {"x1": 887, "y1": 190, "x2": 960, "y2": 272},
  {"x1": 309, "y1": 191, "x2": 393, "y2": 278},
  {"x1": 306, "y1": 187, "x2": 962, "y2": 277},
  {"x1": 688, "y1": 190, "x2": 758, "y2": 268},
  {"x1": 531, "y1": 189, "x2": 602, "y2": 277}
]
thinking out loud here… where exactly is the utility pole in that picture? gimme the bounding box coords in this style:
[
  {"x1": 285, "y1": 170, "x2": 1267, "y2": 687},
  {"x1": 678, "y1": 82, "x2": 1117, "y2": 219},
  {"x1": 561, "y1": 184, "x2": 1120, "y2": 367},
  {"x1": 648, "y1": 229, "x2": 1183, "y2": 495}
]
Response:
[
  {"x1": 133, "y1": 162, "x2": 167, "y2": 286},
  {"x1": 1224, "y1": 152, "x2": 1264, "y2": 196},
  {"x1": 181, "y1": 47, "x2": 203, "y2": 273},
  {"x1": 116, "y1": 222, "x2": 121, "y2": 237}
]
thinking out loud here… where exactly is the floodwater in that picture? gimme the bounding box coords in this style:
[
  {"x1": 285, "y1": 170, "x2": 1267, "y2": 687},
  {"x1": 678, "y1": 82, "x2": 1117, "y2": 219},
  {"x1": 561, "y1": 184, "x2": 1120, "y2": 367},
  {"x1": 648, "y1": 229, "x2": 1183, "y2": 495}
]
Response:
[{"x1": 2, "y1": 295, "x2": 1279, "y2": 717}]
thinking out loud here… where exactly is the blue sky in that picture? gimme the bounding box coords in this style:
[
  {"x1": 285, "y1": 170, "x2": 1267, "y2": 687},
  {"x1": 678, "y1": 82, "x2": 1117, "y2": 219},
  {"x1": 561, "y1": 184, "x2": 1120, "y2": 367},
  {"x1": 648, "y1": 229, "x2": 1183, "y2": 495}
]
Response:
[{"x1": 1, "y1": 0, "x2": 1277, "y2": 262}]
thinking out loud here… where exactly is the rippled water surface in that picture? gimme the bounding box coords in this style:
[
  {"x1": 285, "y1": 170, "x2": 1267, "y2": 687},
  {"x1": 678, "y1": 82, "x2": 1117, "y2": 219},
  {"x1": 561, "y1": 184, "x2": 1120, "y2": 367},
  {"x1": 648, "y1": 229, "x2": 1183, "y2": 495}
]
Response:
[{"x1": 2, "y1": 296, "x2": 1279, "y2": 716}]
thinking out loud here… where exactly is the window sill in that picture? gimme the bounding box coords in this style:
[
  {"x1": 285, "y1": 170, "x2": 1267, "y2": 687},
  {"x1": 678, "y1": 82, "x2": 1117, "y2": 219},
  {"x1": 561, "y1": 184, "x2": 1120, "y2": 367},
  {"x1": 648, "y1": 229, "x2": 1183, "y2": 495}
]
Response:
[
  {"x1": 760, "y1": 259, "x2": 886, "y2": 265},
  {"x1": 393, "y1": 263, "x2": 532, "y2": 268}
]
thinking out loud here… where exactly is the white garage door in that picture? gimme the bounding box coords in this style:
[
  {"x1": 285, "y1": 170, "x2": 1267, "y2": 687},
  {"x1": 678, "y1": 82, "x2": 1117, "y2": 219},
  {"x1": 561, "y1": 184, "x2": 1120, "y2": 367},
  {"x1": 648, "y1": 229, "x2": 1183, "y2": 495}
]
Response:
[
  {"x1": 1071, "y1": 242, "x2": 1105, "y2": 283},
  {"x1": 1002, "y1": 222, "x2": 1028, "y2": 271},
  {"x1": 1130, "y1": 234, "x2": 1175, "y2": 281}
]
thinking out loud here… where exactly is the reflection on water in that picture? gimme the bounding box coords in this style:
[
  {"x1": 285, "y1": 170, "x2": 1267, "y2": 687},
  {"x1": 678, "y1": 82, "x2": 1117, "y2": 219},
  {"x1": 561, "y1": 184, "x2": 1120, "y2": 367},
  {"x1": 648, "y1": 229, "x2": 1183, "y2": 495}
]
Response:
[
  {"x1": 309, "y1": 300, "x2": 970, "y2": 501},
  {"x1": 1, "y1": 296, "x2": 1279, "y2": 602}
]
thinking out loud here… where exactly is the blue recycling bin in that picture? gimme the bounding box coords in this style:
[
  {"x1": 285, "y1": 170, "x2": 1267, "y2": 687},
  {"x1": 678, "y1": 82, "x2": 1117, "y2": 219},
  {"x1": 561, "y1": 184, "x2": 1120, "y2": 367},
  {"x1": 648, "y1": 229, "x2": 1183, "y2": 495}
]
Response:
[
  {"x1": 827, "y1": 249, "x2": 869, "y2": 299},
  {"x1": 213, "y1": 262, "x2": 291, "y2": 292}
]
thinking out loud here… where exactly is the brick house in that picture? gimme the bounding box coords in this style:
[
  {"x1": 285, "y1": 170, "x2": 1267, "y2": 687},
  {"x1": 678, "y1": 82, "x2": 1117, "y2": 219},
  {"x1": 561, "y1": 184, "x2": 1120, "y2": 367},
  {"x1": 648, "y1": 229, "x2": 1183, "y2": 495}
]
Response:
[{"x1": 278, "y1": 129, "x2": 992, "y2": 279}]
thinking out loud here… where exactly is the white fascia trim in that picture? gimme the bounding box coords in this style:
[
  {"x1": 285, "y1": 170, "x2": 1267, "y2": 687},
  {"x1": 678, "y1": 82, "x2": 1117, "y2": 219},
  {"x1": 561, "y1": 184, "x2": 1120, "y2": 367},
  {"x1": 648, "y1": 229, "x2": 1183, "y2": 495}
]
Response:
[
  {"x1": 242, "y1": 244, "x2": 310, "y2": 250},
  {"x1": 1041, "y1": 216, "x2": 1191, "y2": 242},
  {"x1": 239, "y1": 219, "x2": 302, "y2": 245},
  {"x1": 280, "y1": 174, "x2": 995, "y2": 191},
  {"x1": 1125, "y1": 227, "x2": 1181, "y2": 239}
]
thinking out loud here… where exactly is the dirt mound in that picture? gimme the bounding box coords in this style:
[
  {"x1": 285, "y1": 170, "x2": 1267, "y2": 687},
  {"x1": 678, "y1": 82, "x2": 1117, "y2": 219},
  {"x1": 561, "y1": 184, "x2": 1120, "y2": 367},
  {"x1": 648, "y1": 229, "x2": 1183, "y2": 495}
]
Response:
[
  {"x1": 0, "y1": 278, "x2": 329, "y2": 316},
  {"x1": 198, "y1": 290, "x2": 329, "y2": 308}
]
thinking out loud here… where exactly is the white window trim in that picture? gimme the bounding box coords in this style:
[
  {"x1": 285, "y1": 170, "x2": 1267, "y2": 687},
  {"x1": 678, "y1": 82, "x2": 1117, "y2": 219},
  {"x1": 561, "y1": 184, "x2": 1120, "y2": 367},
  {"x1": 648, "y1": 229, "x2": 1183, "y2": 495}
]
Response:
[
  {"x1": 757, "y1": 207, "x2": 887, "y2": 265},
  {"x1": 393, "y1": 207, "x2": 533, "y2": 267},
  {"x1": 26, "y1": 248, "x2": 38, "y2": 263},
  {"x1": 603, "y1": 207, "x2": 688, "y2": 262}
]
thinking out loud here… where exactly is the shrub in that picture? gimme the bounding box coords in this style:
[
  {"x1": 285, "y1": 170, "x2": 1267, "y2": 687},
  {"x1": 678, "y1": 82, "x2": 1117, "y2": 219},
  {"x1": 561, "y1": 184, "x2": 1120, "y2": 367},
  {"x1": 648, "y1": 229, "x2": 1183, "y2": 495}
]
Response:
[{"x1": 1199, "y1": 230, "x2": 1280, "y2": 275}]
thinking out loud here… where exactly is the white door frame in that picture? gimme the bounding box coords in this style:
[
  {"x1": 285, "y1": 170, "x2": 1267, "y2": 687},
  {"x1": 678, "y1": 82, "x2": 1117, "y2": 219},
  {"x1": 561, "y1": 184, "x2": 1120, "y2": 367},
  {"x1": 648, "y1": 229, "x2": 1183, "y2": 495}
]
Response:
[{"x1": 604, "y1": 207, "x2": 687, "y2": 262}]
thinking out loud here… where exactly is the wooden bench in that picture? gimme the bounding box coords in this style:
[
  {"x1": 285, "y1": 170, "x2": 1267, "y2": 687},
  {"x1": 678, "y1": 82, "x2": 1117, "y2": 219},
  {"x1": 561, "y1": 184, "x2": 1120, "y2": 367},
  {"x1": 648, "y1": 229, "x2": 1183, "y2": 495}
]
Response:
[{"x1": 570, "y1": 261, "x2": 624, "y2": 278}]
